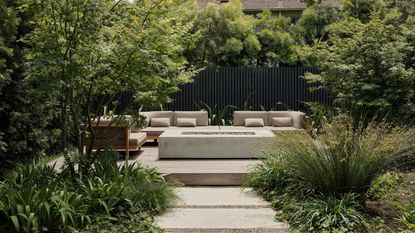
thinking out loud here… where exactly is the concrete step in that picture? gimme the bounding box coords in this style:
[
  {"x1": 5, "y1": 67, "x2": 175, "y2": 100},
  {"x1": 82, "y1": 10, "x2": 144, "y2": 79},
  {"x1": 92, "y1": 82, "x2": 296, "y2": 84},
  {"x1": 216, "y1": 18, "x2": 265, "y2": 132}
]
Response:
[
  {"x1": 135, "y1": 147, "x2": 260, "y2": 185},
  {"x1": 155, "y1": 208, "x2": 288, "y2": 233},
  {"x1": 166, "y1": 173, "x2": 244, "y2": 186},
  {"x1": 174, "y1": 187, "x2": 269, "y2": 208},
  {"x1": 156, "y1": 187, "x2": 288, "y2": 233}
]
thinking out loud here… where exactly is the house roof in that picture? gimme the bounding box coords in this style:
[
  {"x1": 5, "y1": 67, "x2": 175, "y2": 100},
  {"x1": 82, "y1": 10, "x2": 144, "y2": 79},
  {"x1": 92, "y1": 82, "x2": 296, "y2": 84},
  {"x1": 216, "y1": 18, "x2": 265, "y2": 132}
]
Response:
[{"x1": 197, "y1": 0, "x2": 340, "y2": 11}]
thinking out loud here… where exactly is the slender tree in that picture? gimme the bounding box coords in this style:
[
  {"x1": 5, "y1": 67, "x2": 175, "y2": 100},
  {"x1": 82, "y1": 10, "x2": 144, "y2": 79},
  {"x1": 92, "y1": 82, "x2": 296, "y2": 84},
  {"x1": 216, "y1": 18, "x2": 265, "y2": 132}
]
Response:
[{"x1": 24, "y1": 0, "x2": 197, "y2": 173}]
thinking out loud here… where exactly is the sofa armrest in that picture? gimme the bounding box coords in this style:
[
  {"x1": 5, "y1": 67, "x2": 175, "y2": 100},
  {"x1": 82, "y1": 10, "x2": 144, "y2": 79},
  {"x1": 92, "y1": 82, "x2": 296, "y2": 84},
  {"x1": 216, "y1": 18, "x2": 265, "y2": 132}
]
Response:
[{"x1": 290, "y1": 112, "x2": 306, "y2": 129}]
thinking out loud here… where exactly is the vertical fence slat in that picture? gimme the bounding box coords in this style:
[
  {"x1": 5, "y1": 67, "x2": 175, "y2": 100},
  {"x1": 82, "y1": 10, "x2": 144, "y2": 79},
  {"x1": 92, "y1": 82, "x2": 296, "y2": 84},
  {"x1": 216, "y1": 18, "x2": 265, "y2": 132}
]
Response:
[{"x1": 121, "y1": 67, "x2": 331, "y2": 113}]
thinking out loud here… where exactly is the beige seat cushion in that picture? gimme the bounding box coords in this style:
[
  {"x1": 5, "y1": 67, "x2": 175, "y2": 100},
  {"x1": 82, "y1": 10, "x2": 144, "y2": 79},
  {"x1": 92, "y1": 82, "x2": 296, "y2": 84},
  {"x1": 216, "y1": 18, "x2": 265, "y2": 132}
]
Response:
[
  {"x1": 271, "y1": 117, "x2": 293, "y2": 127},
  {"x1": 268, "y1": 111, "x2": 306, "y2": 128},
  {"x1": 233, "y1": 111, "x2": 268, "y2": 126},
  {"x1": 244, "y1": 118, "x2": 265, "y2": 127},
  {"x1": 130, "y1": 132, "x2": 147, "y2": 146},
  {"x1": 140, "y1": 111, "x2": 174, "y2": 126},
  {"x1": 219, "y1": 126, "x2": 303, "y2": 132},
  {"x1": 150, "y1": 118, "x2": 171, "y2": 127},
  {"x1": 177, "y1": 118, "x2": 197, "y2": 127},
  {"x1": 174, "y1": 111, "x2": 208, "y2": 126}
]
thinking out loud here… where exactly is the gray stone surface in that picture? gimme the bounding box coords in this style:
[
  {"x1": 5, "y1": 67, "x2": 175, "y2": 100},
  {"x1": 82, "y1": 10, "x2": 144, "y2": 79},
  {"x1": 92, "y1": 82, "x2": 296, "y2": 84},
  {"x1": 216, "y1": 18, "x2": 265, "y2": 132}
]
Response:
[
  {"x1": 174, "y1": 187, "x2": 269, "y2": 208},
  {"x1": 155, "y1": 187, "x2": 288, "y2": 233},
  {"x1": 135, "y1": 147, "x2": 260, "y2": 185},
  {"x1": 156, "y1": 208, "x2": 287, "y2": 230},
  {"x1": 158, "y1": 129, "x2": 274, "y2": 159}
]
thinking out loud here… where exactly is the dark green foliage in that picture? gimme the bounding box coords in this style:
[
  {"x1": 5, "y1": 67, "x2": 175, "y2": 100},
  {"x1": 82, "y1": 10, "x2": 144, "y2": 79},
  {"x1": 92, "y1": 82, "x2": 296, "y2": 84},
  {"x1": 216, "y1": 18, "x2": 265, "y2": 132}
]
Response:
[
  {"x1": 342, "y1": 0, "x2": 386, "y2": 23},
  {"x1": 243, "y1": 156, "x2": 289, "y2": 198},
  {"x1": 0, "y1": 0, "x2": 60, "y2": 175},
  {"x1": 305, "y1": 15, "x2": 415, "y2": 118},
  {"x1": 194, "y1": 101, "x2": 236, "y2": 125},
  {"x1": 0, "y1": 152, "x2": 176, "y2": 232},
  {"x1": 399, "y1": 201, "x2": 415, "y2": 230},
  {"x1": 367, "y1": 172, "x2": 402, "y2": 201},
  {"x1": 303, "y1": 102, "x2": 337, "y2": 134},
  {"x1": 187, "y1": 0, "x2": 260, "y2": 66},
  {"x1": 187, "y1": 0, "x2": 298, "y2": 67},
  {"x1": 278, "y1": 119, "x2": 415, "y2": 197},
  {"x1": 255, "y1": 10, "x2": 298, "y2": 66},
  {"x1": 70, "y1": 212, "x2": 164, "y2": 233},
  {"x1": 295, "y1": 1, "x2": 341, "y2": 43},
  {"x1": 290, "y1": 194, "x2": 368, "y2": 233},
  {"x1": 245, "y1": 118, "x2": 415, "y2": 232}
]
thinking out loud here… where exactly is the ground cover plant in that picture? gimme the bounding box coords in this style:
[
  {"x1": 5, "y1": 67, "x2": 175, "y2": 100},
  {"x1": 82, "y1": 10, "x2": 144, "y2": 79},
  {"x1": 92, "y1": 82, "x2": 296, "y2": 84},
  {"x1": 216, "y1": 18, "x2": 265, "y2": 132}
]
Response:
[
  {"x1": 244, "y1": 116, "x2": 415, "y2": 232},
  {"x1": 0, "y1": 151, "x2": 176, "y2": 232}
]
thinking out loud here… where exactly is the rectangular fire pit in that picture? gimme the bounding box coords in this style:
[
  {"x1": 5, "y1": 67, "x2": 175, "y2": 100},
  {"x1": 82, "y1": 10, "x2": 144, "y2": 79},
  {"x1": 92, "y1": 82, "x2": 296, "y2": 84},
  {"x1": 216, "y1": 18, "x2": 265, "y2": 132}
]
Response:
[
  {"x1": 181, "y1": 131, "x2": 256, "y2": 135},
  {"x1": 158, "y1": 129, "x2": 275, "y2": 159}
]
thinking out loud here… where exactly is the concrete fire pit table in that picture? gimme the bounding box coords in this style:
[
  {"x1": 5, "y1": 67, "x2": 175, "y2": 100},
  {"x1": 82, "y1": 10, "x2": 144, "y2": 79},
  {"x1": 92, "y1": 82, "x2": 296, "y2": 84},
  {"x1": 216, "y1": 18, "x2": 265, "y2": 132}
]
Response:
[{"x1": 158, "y1": 129, "x2": 275, "y2": 159}]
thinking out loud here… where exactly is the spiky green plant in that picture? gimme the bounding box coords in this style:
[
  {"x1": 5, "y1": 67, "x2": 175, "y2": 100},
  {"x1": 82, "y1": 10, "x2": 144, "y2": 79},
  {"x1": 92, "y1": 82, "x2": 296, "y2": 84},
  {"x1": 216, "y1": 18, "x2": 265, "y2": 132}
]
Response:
[
  {"x1": 274, "y1": 119, "x2": 415, "y2": 197},
  {"x1": 289, "y1": 193, "x2": 368, "y2": 232},
  {"x1": 0, "y1": 151, "x2": 177, "y2": 232},
  {"x1": 399, "y1": 200, "x2": 415, "y2": 230},
  {"x1": 194, "y1": 101, "x2": 236, "y2": 125}
]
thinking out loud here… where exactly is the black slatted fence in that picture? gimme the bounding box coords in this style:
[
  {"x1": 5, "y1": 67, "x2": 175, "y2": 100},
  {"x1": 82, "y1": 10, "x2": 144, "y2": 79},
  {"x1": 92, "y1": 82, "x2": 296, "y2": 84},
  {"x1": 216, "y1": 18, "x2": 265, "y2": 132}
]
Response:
[
  {"x1": 164, "y1": 66, "x2": 331, "y2": 111},
  {"x1": 117, "y1": 66, "x2": 332, "y2": 112}
]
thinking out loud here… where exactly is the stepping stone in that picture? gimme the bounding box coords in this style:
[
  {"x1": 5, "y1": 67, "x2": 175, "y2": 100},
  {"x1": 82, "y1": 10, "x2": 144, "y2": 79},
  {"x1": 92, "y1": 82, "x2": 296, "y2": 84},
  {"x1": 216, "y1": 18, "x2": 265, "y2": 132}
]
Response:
[
  {"x1": 156, "y1": 187, "x2": 289, "y2": 233},
  {"x1": 174, "y1": 187, "x2": 269, "y2": 208},
  {"x1": 135, "y1": 147, "x2": 260, "y2": 185},
  {"x1": 156, "y1": 208, "x2": 288, "y2": 233}
]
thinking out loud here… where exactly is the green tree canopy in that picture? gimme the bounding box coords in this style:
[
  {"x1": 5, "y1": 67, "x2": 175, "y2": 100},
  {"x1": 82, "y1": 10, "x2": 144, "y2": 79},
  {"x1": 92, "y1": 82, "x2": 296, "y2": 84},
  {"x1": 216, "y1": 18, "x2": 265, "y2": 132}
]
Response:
[
  {"x1": 295, "y1": 1, "x2": 341, "y2": 43},
  {"x1": 24, "y1": 0, "x2": 197, "y2": 155},
  {"x1": 186, "y1": 0, "x2": 260, "y2": 66},
  {"x1": 255, "y1": 10, "x2": 298, "y2": 66},
  {"x1": 304, "y1": 13, "x2": 415, "y2": 116}
]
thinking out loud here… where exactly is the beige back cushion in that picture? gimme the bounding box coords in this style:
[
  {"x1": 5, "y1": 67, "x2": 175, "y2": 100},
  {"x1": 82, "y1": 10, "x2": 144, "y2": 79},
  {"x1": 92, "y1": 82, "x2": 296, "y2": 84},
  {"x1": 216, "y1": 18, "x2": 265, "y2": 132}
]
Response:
[
  {"x1": 150, "y1": 118, "x2": 171, "y2": 127},
  {"x1": 268, "y1": 111, "x2": 305, "y2": 128},
  {"x1": 271, "y1": 117, "x2": 293, "y2": 127},
  {"x1": 245, "y1": 118, "x2": 265, "y2": 127},
  {"x1": 140, "y1": 111, "x2": 174, "y2": 126},
  {"x1": 233, "y1": 111, "x2": 268, "y2": 126},
  {"x1": 173, "y1": 111, "x2": 208, "y2": 126},
  {"x1": 177, "y1": 118, "x2": 197, "y2": 127}
]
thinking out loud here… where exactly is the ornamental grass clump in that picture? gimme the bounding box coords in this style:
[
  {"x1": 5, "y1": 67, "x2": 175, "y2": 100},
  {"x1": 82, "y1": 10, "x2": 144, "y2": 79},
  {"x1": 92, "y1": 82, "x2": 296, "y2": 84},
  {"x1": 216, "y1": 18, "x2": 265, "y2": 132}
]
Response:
[{"x1": 276, "y1": 119, "x2": 415, "y2": 197}]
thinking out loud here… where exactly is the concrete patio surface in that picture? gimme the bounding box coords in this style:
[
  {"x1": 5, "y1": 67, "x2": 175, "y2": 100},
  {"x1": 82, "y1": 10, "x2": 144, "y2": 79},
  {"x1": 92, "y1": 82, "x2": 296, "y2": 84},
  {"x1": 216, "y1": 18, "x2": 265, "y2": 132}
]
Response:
[
  {"x1": 156, "y1": 187, "x2": 288, "y2": 233},
  {"x1": 131, "y1": 146, "x2": 261, "y2": 185}
]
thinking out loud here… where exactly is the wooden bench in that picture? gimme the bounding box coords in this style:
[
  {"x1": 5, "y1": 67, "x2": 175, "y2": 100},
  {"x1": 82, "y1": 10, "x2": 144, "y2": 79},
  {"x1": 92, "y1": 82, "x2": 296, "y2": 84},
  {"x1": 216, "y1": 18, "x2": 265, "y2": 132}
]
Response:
[{"x1": 84, "y1": 123, "x2": 147, "y2": 159}]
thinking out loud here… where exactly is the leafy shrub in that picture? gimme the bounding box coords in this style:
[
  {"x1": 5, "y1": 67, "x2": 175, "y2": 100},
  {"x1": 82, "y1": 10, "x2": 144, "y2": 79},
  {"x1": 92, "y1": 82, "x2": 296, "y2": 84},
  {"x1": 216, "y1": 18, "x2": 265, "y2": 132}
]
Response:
[
  {"x1": 0, "y1": 151, "x2": 176, "y2": 232},
  {"x1": 0, "y1": 164, "x2": 86, "y2": 232},
  {"x1": 303, "y1": 102, "x2": 337, "y2": 135},
  {"x1": 289, "y1": 194, "x2": 368, "y2": 233},
  {"x1": 70, "y1": 211, "x2": 163, "y2": 233},
  {"x1": 399, "y1": 200, "x2": 415, "y2": 230},
  {"x1": 195, "y1": 101, "x2": 236, "y2": 126},
  {"x1": 275, "y1": 119, "x2": 415, "y2": 197},
  {"x1": 243, "y1": 156, "x2": 288, "y2": 198},
  {"x1": 367, "y1": 172, "x2": 401, "y2": 201}
]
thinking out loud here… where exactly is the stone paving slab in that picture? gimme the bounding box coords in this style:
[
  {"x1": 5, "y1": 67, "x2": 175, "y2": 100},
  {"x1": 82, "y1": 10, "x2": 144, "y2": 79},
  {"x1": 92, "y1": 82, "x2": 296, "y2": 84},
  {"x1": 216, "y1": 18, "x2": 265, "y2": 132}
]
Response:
[
  {"x1": 134, "y1": 147, "x2": 260, "y2": 174},
  {"x1": 155, "y1": 208, "x2": 288, "y2": 230},
  {"x1": 174, "y1": 187, "x2": 269, "y2": 208}
]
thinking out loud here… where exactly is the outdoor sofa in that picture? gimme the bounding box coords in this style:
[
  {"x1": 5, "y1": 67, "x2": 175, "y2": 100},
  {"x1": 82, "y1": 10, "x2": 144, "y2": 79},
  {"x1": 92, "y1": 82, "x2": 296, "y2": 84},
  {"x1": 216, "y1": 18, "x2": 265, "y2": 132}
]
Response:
[
  {"x1": 139, "y1": 110, "x2": 306, "y2": 140},
  {"x1": 83, "y1": 117, "x2": 147, "y2": 159}
]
